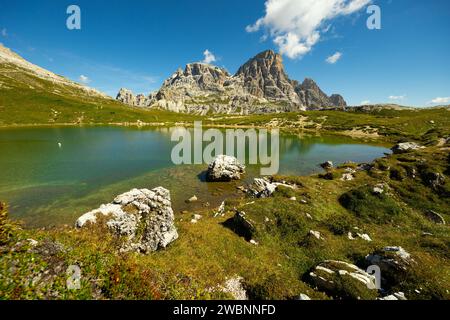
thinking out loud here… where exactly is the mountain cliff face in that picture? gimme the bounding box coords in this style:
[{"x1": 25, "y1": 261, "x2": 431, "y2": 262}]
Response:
[
  {"x1": 235, "y1": 50, "x2": 302, "y2": 106},
  {"x1": 116, "y1": 50, "x2": 347, "y2": 114}
]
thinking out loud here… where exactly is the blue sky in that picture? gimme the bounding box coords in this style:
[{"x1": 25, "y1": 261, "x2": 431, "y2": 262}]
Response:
[{"x1": 1, "y1": 0, "x2": 449, "y2": 106}]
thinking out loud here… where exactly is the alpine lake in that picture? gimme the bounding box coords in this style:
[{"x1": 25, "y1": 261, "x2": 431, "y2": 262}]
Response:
[{"x1": 0, "y1": 125, "x2": 390, "y2": 227}]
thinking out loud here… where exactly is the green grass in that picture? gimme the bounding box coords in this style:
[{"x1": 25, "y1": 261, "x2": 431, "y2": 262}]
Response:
[
  {"x1": 0, "y1": 60, "x2": 449, "y2": 300},
  {"x1": 1, "y1": 146, "x2": 449, "y2": 300}
]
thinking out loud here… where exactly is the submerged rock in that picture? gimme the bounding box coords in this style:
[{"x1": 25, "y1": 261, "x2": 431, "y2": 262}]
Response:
[
  {"x1": 206, "y1": 155, "x2": 245, "y2": 182},
  {"x1": 76, "y1": 187, "x2": 178, "y2": 254}
]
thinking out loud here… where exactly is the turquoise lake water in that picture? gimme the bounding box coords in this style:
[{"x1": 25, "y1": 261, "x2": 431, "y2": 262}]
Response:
[{"x1": 0, "y1": 126, "x2": 390, "y2": 227}]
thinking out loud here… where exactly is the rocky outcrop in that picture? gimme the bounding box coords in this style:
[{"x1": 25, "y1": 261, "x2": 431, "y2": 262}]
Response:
[
  {"x1": 235, "y1": 50, "x2": 302, "y2": 107},
  {"x1": 116, "y1": 50, "x2": 347, "y2": 114},
  {"x1": 247, "y1": 178, "x2": 278, "y2": 198},
  {"x1": 308, "y1": 260, "x2": 378, "y2": 299},
  {"x1": 220, "y1": 276, "x2": 248, "y2": 300},
  {"x1": 246, "y1": 177, "x2": 296, "y2": 198},
  {"x1": 233, "y1": 211, "x2": 256, "y2": 239},
  {"x1": 366, "y1": 246, "x2": 414, "y2": 287},
  {"x1": 330, "y1": 94, "x2": 347, "y2": 108},
  {"x1": 76, "y1": 187, "x2": 178, "y2": 253},
  {"x1": 296, "y1": 78, "x2": 346, "y2": 110},
  {"x1": 206, "y1": 155, "x2": 246, "y2": 182},
  {"x1": 116, "y1": 88, "x2": 155, "y2": 107},
  {"x1": 391, "y1": 142, "x2": 424, "y2": 154}
]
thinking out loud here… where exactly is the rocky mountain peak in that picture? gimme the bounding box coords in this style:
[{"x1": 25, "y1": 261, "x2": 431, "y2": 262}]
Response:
[
  {"x1": 184, "y1": 63, "x2": 230, "y2": 78},
  {"x1": 236, "y1": 50, "x2": 286, "y2": 81},
  {"x1": 235, "y1": 50, "x2": 301, "y2": 106},
  {"x1": 116, "y1": 88, "x2": 154, "y2": 107},
  {"x1": 300, "y1": 78, "x2": 321, "y2": 91},
  {"x1": 116, "y1": 49, "x2": 347, "y2": 113}
]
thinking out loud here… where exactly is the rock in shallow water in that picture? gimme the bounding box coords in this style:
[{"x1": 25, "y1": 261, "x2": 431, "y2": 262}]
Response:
[
  {"x1": 320, "y1": 161, "x2": 334, "y2": 170},
  {"x1": 206, "y1": 155, "x2": 246, "y2": 182},
  {"x1": 76, "y1": 187, "x2": 178, "y2": 254}
]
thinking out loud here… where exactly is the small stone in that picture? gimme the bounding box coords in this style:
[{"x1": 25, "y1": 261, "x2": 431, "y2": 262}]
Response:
[
  {"x1": 341, "y1": 173, "x2": 354, "y2": 181},
  {"x1": 357, "y1": 233, "x2": 372, "y2": 242},
  {"x1": 320, "y1": 161, "x2": 334, "y2": 170},
  {"x1": 309, "y1": 230, "x2": 322, "y2": 240},
  {"x1": 186, "y1": 195, "x2": 198, "y2": 203},
  {"x1": 298, "y1": 293, "x2": 311, "y2": 300},
  {"x1": 289, "y1": 196, "x2": 297, "y2": 201},
  {"x1": 214, "y1": 201, "x2": 226, "y2": 217},
  {"x1": 249, "y1": 239, "x2": 259, "y2": 246},
  {"x1": 372, "y1": 184, "x2": 385, "y2": 195},
  {"x1": 27, "y1": 239, "x2": 38, "y2": 247}
]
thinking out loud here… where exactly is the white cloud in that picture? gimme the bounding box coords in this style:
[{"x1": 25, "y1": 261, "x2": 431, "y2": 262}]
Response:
[
  {"x1": 360, "y1": 100, "x2": 371, "y2": 105},
  {"x1": 326, "y1": 52, "x2": 342, "y2": 64},
  {"x1": 1, "y1": 28, "x2": 7, "y2": 37},
  {"x1": 246, "y1": 0, "x2": 371, "y2": 59},
  {"x1": 202, "y1": 49, "x2": 216, "y2": 64},
  {"x1": 429, "y1": 97, "x2": 450, "y2": 105},
  {"x1": 79, "y1": 75, "x2": 90, "y2": 84},
  {"x1": 389, "y1": 95, "x2": 406, "y2": 101}
]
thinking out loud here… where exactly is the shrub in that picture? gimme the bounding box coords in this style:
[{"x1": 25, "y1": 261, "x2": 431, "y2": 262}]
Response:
[
  {"x1": 246, "y1": 274, "x2": 296, "y2": 300},
  {"x1": 274, "y1": 185, "x2": 296, "y2": 198},
  {"x1": 339, "y1": 186, "x2": 402, "y2": 223},
  {"x1": 0, "y1": 203, "x2": 18, "y2": 245},
  {"x1": 390, "y1": 166, "x2": 407, "y2": 181},
  {"x1": 326, "y1": 214, "x2": 355, "y2": 235}
]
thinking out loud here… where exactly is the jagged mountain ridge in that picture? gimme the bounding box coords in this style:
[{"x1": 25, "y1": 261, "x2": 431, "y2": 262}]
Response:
[{"x1": 116, "y1": 50, "x2": 347, "y2": 114}]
